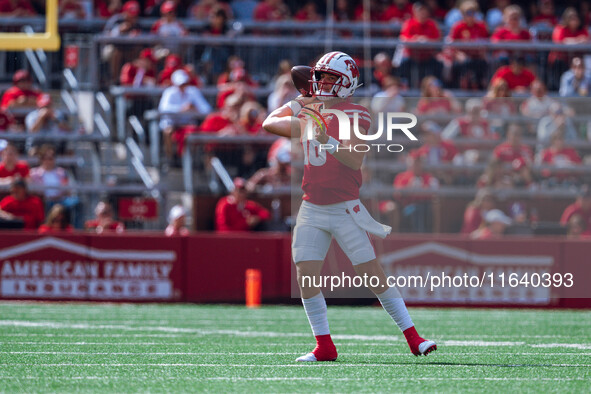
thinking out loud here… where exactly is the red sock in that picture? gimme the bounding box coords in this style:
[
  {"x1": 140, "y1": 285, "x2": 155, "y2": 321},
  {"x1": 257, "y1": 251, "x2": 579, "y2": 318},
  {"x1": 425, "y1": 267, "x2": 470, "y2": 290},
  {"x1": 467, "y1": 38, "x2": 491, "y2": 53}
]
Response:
[
  {"x1": 312, "y1": 334, "x2": 338, "y2": 361},
  {"x1": 403, "y1": 326, "x2": 424, "y2": 355}
]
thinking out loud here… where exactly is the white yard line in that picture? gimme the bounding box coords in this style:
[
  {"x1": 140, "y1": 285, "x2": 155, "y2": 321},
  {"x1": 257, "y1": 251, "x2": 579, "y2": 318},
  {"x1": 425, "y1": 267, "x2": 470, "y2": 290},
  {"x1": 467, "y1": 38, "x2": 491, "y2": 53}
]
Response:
[
  {"x1": 199, "y1": 377, "x2": 589, "y2": 381},
  {"x1": 1, "y1": 320, "x2": 590, "y2": 350},
  {"x1": 1, "y1": 363, "x2": 590, "y2": 368},
  {"x1": 0, "y1": 333, "x2": 185, "y2": 338},
  {"x1": 0, "y1": 376, "x2": 587, "y2": 381},
  {"x1": 532, "y1": 343, "x2": 591, "y2": 350},
  {"x1": 1, "y1": 351, "x2": 590, "y2": 356},
  {"x1": 0, "y1": 320, "x2": 308, "y2": 338},
  {"x1": 0, "y1": 342, "x2": 199, "y2": 346},
  {"x1": 3, "y1": 340, "x2": 591, "y2": 350},
  {"x1": 1, "y1": 333, "x2": 585, "y2": 339}
]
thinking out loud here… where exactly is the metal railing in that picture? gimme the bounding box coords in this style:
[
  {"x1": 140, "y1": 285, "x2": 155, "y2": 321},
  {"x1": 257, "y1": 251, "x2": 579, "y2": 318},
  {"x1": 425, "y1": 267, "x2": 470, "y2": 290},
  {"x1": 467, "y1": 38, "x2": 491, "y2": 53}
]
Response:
[
  {"x1": 22, "y1": 25, "x2": 48, "y2": 88},
  {"x1": 182, "y1": 134, "x2": 278, "y2": 192},
  {"x1": 144, "y1": 110, "x2": 208, "y2": 167},
  {"x1": 95, "y1": 33, "x2": 591, "y2": 51},
  {"x1": 0, "y1": 131, "x2": 108, "y2": 143},
  {"x1": 94, "y1": 91, "x2": 113, "y2": 137},
  {"x1": 126, "y1": 137, "x2": 160, "y2": 199},
  {"x1": 91, "y1": 33, "x2": 591, "y2": 91},
  {"x1": 0, "y1": 16, "x2": 561, "y2": 36}
]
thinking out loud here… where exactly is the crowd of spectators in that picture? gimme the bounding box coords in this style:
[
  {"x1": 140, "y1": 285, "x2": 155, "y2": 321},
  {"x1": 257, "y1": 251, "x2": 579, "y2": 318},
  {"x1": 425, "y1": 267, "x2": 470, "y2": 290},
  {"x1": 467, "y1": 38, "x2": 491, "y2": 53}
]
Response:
[
  {"x1": 0, "y1": 139, "x2": 109, "y2": 233},
  {"x1": 1, "y1": 0, "x2": 579, "y2": 90},
  {"x1": 2, "y1": 0, "x2": 591, "y2": 237},
  {"x1": 373, "y1": 68, "x2": 591, "y2": 236},
  {"x1": 97, "y1": 1, "x2": 591, "y2": 236}
]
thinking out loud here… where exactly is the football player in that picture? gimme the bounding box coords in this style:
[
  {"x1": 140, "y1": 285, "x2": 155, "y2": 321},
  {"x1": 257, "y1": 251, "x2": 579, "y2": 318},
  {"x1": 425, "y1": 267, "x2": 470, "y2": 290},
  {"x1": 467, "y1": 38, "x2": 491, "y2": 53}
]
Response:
[{"x1": 263, "y1": 51, "x2": 437, "y2": 362}]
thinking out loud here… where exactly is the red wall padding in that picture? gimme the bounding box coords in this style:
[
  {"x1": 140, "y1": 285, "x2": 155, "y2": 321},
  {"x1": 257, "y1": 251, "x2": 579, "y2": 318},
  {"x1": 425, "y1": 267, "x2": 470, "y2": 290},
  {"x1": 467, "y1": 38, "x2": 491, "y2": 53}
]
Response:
[{"x1": 0, "y1": 232, "x2": 589, "y2": 307}]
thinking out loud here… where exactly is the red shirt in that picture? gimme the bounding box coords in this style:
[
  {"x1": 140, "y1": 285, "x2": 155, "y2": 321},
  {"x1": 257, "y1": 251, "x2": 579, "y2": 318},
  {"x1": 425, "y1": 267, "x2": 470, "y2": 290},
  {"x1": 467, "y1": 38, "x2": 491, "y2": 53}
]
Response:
[
  {"x1": 382, "y1": 4, "x2": 412, "y2": 22},
  {"x1": 300, "y1": 101, "x2": 371, "y2": 205},
  {"x1": 532, "y1": 14, "x2": 558, "y2": 27},
  {"x1": 491, "y1": 27, "x2": 531, "y2": 42},
  {"x1": 59, "y1": 0, "x2": 85, "y2": 18},
  {"x1": 561, "y1": 202, "x2": 591, "y2": 227},
  {"x1": 85, "y1": 219, "x2": 125, "y2": 233},
  {"x1": 95, "y1": 0, "x2": 117, "y2": 18},
  {"x1": 217, "y1": 72, "x2": 258, "y2": 88},
  {"x1": 416, "y1": 97, "x2": 454, "y2": 115},
  {"x1": 215, "y1": 88, "x2": 256, "y2": 109},
  {"x1": 394, "y1": 171, "x2": 438, "y2": 189},
  {"x1": 119, "y1": 63, "x2": 156, "y2": 86},
  {"x1": 490, "y1": 26, "x2": 531, "y2": 59},
  {"x1": 549, "y1": 25, "x2": 589, "y2": 63},
  {"x1": 215, "y1": 195, "x2": 270, "y2": 232},
  {"x1": 411, "y1": 140, "x2": 458, "y2": 163},
  {"x1": 491, "y1": 66, "x2": 536, "y2": 91},
  {"x1": 0, "y1": 0, "x2": 36, "y2": 14},
  {"x1": 253, "y1": 2, "x2": 285, "y2": 21},
  {"x1": 241, "y1": 120, "x2": 263, "y2": 135},
  {"x1": 0, "y1": 194, "x2": 44, "y2": 229},
  {"x1": 400, "y1": 18, "x2": 441, "y2": 60},
  {"x1": 38, "y1": 224, "x2": 74, "y2": 234},
  {"x1": 449, "y1": 20, "x2": 489, "y2": 58},
  {"x1": 450, "y1": 20, "x2": 489, "y2": 41},
  {"x1": 0, "y1": 161, "x2": 30, "y2": 179},
  {"x1": 457, "y1": 117, "x2": 494, "y2": 139},
  {"x1": 0, "y1": 86, "x2": 41, "y2": 109},
  {"x1": 200, "y1": 112, "x2": 232, "y2": 133},
  {"x1": 0, "y1": 110, "x2": 14, "y2": 130},
  {"x1": 541, "y1": 147, "x2": 582, "y2": 165},
  {"x1": 461, "y1": 205, "x2": 483, "y2": 234},
  {"x1": 493, "y1": 142, "x2": 533, "y2": 164},
  {"x1": 294, "y1": 9, "x2": 320, "y2": 21},
  {"x1": 393, "y1": 170, "x2": 438, "y2": 204}
]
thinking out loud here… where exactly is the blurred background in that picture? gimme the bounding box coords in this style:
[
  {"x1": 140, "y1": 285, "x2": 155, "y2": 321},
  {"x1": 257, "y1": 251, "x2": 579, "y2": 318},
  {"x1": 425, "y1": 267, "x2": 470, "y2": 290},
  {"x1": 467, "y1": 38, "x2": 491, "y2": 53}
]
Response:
[
  {"x1": 2, "y1": 0, "x2": 591, "y2": 236},
  {"x1": 0, "y1": 0, "x2": 590, "y2": 305}
]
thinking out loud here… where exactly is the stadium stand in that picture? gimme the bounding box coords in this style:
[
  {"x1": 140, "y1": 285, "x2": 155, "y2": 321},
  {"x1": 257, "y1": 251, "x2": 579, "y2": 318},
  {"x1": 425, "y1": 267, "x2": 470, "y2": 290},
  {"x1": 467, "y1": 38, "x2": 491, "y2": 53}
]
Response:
[{"x1": 0, "y1": 0, "x2": 590, "y2": 238}]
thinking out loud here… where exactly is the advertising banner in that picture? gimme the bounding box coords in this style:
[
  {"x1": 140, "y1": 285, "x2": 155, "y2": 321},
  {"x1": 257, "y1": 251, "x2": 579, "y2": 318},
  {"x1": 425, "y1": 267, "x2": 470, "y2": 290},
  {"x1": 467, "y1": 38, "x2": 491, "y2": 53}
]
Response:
[{"x1": 0, "y1": 234, "x2": 183, "y2": 301}]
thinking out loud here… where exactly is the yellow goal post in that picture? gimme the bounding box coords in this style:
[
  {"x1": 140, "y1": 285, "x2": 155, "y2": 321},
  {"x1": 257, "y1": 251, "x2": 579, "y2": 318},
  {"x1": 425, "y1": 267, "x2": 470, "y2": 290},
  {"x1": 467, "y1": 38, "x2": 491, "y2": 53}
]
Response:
[{"x1": 0, "y1": 0, "x2": 60, "y2": 51}]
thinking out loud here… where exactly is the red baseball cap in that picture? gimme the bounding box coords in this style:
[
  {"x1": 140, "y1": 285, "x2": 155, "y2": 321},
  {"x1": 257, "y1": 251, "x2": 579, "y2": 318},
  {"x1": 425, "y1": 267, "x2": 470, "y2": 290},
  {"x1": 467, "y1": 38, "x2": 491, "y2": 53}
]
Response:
[
  {"x1": 165, "y1": 54, "x2": 182, "y2": 68},
  {"x1": 161, "y1": 1, "x2": 177, "y2": 14},
  {"x1": 139, "y1": 48, "x2": 156, "y2": 63},
  {"x1": 13, "y1": 69, "x2": 31, "y2": 84},
  {"x1": 122, "y1": 1, "x2": 140, "y2": 16},
  {"x1": 36, "y1": 94, "x2": 52, "y2": 108}
]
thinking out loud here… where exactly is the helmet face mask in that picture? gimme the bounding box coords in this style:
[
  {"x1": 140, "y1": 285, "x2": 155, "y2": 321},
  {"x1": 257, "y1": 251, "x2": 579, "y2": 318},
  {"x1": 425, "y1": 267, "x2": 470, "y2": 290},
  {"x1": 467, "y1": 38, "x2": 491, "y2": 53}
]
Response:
[{"x1": 310, "y1": 51, "x2": 360, "y2": 99}]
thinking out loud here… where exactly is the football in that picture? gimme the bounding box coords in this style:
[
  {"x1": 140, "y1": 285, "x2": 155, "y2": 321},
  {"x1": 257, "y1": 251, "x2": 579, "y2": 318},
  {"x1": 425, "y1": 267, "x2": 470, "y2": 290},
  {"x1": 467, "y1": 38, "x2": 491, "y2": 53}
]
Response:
[{"x1": 291, "y1": 65, "x2": 313, "y2": 96}]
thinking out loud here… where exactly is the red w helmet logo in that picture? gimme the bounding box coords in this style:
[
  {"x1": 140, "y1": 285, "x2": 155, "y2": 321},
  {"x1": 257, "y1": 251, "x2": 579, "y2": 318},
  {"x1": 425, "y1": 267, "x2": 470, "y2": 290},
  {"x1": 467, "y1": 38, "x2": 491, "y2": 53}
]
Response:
[
  {"x1": 353, "y1": 205, "x2": 360, "y2": 213},
  {"x1": 344, "y1": 59, "x2": 359, "y2": 79}
]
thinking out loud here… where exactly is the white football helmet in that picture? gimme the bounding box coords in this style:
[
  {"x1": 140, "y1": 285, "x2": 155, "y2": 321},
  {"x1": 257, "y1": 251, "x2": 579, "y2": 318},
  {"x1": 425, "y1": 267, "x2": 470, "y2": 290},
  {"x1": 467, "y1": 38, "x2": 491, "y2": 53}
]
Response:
[{"x1": 311, "y1": 51, "x2": 360, "y2": 98}]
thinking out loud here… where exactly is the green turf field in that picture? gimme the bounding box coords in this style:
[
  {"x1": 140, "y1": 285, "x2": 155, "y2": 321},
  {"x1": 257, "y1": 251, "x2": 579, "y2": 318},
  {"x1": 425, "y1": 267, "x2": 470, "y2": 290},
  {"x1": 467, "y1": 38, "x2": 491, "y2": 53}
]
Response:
[{"x1": 0, "y1": 303, "x2": 590, "y2": 392}]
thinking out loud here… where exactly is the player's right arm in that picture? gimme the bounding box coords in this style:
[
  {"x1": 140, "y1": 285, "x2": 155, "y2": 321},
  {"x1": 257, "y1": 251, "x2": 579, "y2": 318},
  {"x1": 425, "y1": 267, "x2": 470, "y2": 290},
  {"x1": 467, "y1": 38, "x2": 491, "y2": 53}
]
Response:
[{"x1": 263, "y1": 96, "x2": 316, "y2": 138}]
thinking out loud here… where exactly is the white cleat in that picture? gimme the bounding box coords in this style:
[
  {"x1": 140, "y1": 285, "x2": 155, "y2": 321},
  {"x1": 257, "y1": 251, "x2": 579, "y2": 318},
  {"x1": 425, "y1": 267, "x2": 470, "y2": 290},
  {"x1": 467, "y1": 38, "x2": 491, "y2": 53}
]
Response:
[
  {"x1": 295, "y1": 352, "x2": 318, "y2": 362},
  {"x1": 418, "y1": 340, "x2": 437, "y2": 356}
]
